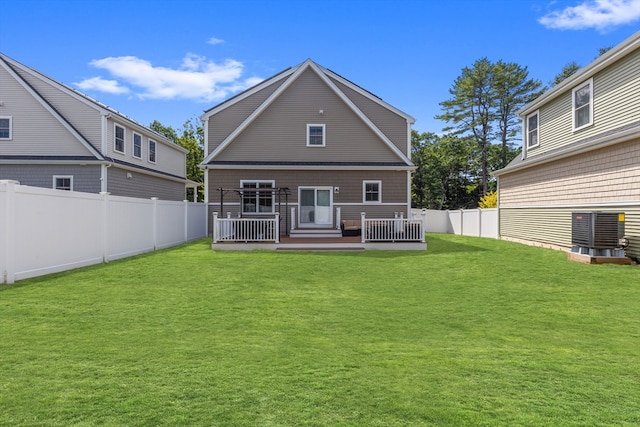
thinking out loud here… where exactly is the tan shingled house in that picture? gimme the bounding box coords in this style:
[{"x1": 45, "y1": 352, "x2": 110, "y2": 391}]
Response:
[{"x1": 494, "y1": 30, "x2": 640, "y2": 261}]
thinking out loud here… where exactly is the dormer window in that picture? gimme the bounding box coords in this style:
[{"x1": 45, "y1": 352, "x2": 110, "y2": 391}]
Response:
[
  {"x1": 307, "y1": 124, "x2": 325, "y2": 147},
  {"x1": 572, "y1": 78, "x2": 593, "y2": 131}
]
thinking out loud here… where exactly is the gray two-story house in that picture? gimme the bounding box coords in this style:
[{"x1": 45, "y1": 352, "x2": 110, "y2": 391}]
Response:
[
  {"x1": 200, "y1": 58, "x2": 416, "y2": 236},
  {"x1": 0, "y1": 53, "x2": 192, "y2": 201}
]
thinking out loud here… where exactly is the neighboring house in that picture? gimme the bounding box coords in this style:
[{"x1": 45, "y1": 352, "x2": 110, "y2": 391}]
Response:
[
  {"x1": 0, "y1": 53, "x2": 194, "y2": 201},
  {"x1": 494, "y1": 30, "x2": 640, "y2": 261},
  {"x1": 200, "y1": 59, "x2": 415, "y2": 235}
]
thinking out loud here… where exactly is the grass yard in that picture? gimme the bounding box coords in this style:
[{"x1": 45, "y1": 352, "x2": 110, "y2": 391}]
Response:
[{"x1": 1, "y1": 234, "x2": 639, "y2": 426}]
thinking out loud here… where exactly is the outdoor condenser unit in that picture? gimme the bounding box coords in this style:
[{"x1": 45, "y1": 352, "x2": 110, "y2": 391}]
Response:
[{"x1": 571, "y1": 212, "x2": 626, "y2": 256}]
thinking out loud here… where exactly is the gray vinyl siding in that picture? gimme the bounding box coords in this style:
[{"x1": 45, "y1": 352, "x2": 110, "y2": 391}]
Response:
[
  {"x1": 10, "y1": 65, "x2": 103, "y2": 149},
  {"x1": 330, "y1": 77, "x2": 409, "y2": 156},
  {"x1": 0, "y1": 65, "x2": 97, "y2": 157},
  {"x1": 107, "y1": 167, "x2": 185, "y2": 201},
  {"x1": 207, "y1": 169, "x2": 408, "y2": 206},
  {"x1": 207, "y1": 79, "x2": 287, "y2": 154},
  {"x1": 529, "y1": 48, "x2": 640, "y2": 158},
  {"x1": 501, "y1": 206, "x2": 640, "y2": 261},
  {"x1": 206, "y1": 168, "x2": 409, "y2": 234},
  {"x1": 106, "y1": 119, "x2": 186, "y2": 178},
  {"x1": 0, "y1": 164, "x2": 102, "y2": 193},
  {"x1": 215, "y1": 68, "x2": 401, "y2": 163}
]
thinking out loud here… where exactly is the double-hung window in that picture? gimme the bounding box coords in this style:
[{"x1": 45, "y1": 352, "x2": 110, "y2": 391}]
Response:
[
  {"x1": 241, "y1": 180, "x2": 274, "y2": 213},
  {"x1": 53, "y1": 175, "x2": 73, "y2": 191},
  {"x1": 526, "y1": 111, "x2": 539, "y2": 149},
  {"x1": 148, "y1": 140, "x2": 156, "y2": 163},
  {"x1": 114, "y1": 124, "x2": 125, "y2": 153},
  {"x1": 133, "y1": 133, "x2": 142, "y2": 158},
  {"x1": 307, "y1": 124, "x2": 325, "y2": 147},
  {"x1": 572, "y1": 78, "x2": 593, "y2": 131},
  {"x1": 363, "y1": 180, "x2": 382, "y2": 203},
  {"x1": 0, "y1": 116, "x2": 12, "y2": 140}
]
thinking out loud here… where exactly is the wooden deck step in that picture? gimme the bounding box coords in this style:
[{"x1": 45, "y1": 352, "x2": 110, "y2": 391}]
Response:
[{"x1": 289, "y1": 228, "x2": 343, "y2": 239}]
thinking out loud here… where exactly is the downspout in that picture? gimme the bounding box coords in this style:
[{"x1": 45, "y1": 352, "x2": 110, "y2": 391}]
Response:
[{"x1": 100, "y1": 112, "x2": 110, "y2": 193}]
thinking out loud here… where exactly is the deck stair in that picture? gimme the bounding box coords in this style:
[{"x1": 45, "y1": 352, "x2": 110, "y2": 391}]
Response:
[{"x1": 289, "y1": 228, "x2": 343, "y2": 239}]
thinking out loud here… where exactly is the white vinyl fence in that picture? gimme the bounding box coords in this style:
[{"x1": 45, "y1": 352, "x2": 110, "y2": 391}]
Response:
[
  {"x1": 415, "y1": 208, "x2": 499, "y2": 239},
  {"x1": 0, "y1": 180, "x2": 207, "y2": 284}
]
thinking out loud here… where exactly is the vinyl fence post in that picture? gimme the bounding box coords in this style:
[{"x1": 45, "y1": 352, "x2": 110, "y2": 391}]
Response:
[
  {"x1": 184, "y1": 200, "x2": 188, "y2": 243},
  {"x1": 151, "y1": 197, "x2": 158, "y2": 251},
  {"x1": 100, "y1": 192, "x2": 110, "y2": 262},
  {"x1": 1, "y1": 180, "x2": 18, "y2": 284}
]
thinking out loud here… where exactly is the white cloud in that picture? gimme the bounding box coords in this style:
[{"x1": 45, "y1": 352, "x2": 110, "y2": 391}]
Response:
[
  {"x1": 539, "y1": 0, "x2": 640, "y2": 31},
  {"x1": 73, "y1": 76, "x2": 129, "y2": 94},
  {"x1": 207, "y1": 37, "x2": 225, "y2": 45},
  {"x1": 74, "y1": 54, "x2": 262, "y2": 102}
]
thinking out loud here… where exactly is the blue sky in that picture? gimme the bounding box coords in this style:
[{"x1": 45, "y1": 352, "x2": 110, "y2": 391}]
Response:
[{"x1": 1, "y1": 0, "x2": 639, "y2": 135}]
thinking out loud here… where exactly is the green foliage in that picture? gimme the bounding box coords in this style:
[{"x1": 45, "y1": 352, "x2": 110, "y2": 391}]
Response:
[
  {"x1": 150, "y1": 118, "x2": 205, "y2": 202},
  {"x1": 552, "y1": 61, "x2": 581, "y2": 86},
  {"x1": 2, "y1": 236, "x2": 640, "y2": 425},
  {"x1": 437, "y1": 58, "x2": 542, "y2": 195},
  {"x1": 478, "y1": 190, "x2": 497, "y2": 208}
]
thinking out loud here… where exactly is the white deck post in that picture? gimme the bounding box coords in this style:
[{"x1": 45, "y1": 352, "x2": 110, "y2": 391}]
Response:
[
  {"x1": 335, "y1": 207, "x2": 341, "y2": 230},
  {"x1": 274, "y1": 212, "x2": 280, "y2": 243},
  {"x1": 212, "y1": 212, "x2": 219, "y2": 243},
  {"x1": 290, "y1": 207, "x2": 296, "y2": 233},
  {"x1": 421, "y1": 209, "x2": 427, "y2": 243},
  {"x1": 360, "y1": 212, "x2": 366, "y2": 244}
]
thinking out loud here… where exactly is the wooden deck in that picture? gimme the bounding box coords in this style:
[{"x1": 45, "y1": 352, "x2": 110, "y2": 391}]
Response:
[{"x1": 212, "y1": 234, "x2": 426, "y2": 251}]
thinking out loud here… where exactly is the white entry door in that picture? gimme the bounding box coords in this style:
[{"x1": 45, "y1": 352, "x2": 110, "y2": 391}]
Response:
[{"x1": 299, "y1": 187, "x2": 333, "y2": 227}]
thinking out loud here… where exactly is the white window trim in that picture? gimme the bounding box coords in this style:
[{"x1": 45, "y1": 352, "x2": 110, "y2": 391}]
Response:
[
  {"x1": 148, "y1": 140, "x2": 157, "y2": 164},
  {"x1": 132, "y1": 132, "x2": 142, "y2": 159},
  {"x1": 306, "y1": 124, "x2": 326, "y2": 147},
  {"x1": 114, "y1": 124, "x2": 125, "y2": 154},
  {"x1": 53, "y1": 175, "x2": 73, "y2": 191},
  {"x1": 572, "y1": 78, "x2": 593, "y2": 132},
  {"x1": 240, "y1": 180, "x2": 276, "y2": 214},
  {"x1": 526, "y1": 110, "x2": 540, "y2": 149},
  {"x1": 363, "y1": 180, "x2": 382, "y2": 204},
  {"x1": 0, "y1": 116, "x2": 13, "y2": 140}
]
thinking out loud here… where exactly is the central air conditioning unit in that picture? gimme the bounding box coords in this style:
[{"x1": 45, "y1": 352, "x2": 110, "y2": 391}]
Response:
[{"x1": 571, "y1": 212, "x2": 627, "y2": 257}]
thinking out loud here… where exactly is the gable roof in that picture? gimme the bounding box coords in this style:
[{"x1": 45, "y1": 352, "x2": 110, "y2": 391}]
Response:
[
  {"x1": 201, "y1": 59, "x2": 415, "y2": 167},
  {"x1": 0, "y1": 53, "x2": 182, "y2": 154},
  {"x1": 518, "y1": 30, "x2": 640, "y2": 118}
]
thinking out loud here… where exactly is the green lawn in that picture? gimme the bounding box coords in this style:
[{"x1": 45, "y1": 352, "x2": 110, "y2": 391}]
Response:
[{"x1": 1, "y1": 234, "x2": 639, "y2": 426}]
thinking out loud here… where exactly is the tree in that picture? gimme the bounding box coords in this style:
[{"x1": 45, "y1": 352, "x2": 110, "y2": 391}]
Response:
[
  {"x1": 436, "y1": 57, "x2": 494, "y2": 195},
  {"x1": 492, "y1": 61, "x2": 544, "y2": 169},
  {"x1": 551, "y1": 61, "x2": 581, "y2": 86},
  {"x1": 411, "y1": 130, "x2": 480, "y2": 210},
  {"x1": 150, "y1": 118, "x2": 205, "y2": 201}
]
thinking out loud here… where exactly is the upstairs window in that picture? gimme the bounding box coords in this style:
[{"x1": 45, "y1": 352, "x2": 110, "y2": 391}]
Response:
[
  {"x1": 148, "y1": 140, "x2": 156, "y2": 163},
  {"x1": 0, "y1": 116, "x2": 12, "y2": 140},
  {"x1": 114, "y1": 124, "x2": 125, "y2": 153},
  {"x1": 53, "y1": 175, "x2": 73, "y2": 191},
  {"x1": 363, "y1": 180, "x2": 381, "y2": 203},
  {"x1": 241, "y1": 180, "x2": 274, "y2": 213},
  {"x1": 572, "y1": 78, "x2": 593, "y2": 131},
  {"x1": 307, "y1": 124, "x2": 325, "y2": 147},
  {"x1": 526, "y1": 111, "x2": 539, "y2": 148},
  {"x1": 133, "y1": 133, "x2": 142, "y2": 158}
]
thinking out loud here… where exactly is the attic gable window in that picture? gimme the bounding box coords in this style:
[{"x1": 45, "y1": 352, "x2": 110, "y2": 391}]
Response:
[
  {"x1": 114, "y1": 124, "x2": 125, "y2": 153},
  {"x1": 572, "y1": 78, "x2": 593, "y2": 131},
  {"x1": 307, "y1": 124, "x2": 325, "y2": 147},
  {"x1": 526, "y1": 111, "x2": 539, "y2": 148},
  {"x1": 0, "y1": 116, "x2": 13, "y2": 140}
]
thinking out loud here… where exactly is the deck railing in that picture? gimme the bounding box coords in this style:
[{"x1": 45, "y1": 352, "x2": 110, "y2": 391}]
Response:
[
  {"x1": 213, "y1": 212, "x2": 280, "y2": 243},
  {"x1": 362, "y1": 212, "x2": 426, "y2": 243}
]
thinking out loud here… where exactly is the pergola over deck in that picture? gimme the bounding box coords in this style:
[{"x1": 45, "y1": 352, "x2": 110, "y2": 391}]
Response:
[{"x1": 218, "y1": 187, "x2": 291, "y2": 235}]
